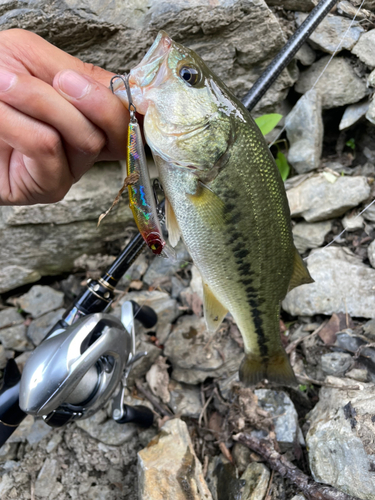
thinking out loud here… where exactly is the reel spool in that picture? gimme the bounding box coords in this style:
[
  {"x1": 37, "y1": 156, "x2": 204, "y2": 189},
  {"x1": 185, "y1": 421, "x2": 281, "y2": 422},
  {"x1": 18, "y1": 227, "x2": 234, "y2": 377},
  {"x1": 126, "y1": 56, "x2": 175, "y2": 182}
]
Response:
[{"x1": 19, "y1": 302, "x2": 157, "y2": 428}]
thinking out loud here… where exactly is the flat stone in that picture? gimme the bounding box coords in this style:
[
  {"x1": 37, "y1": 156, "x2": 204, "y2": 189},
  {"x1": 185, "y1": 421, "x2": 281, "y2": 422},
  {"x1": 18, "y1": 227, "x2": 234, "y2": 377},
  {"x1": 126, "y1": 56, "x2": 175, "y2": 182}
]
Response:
[
  {"x1": 287, "y1": 174, "x2": 370, "y2": 222},
  {"x1": 265, "y1": 0, "x2": 317, "y2": 11},
  {"x1": 339, "y1": 100, "x2": 370, "y2": 130},
  {"x1": 14, "y1": 351, "x2": 33, "y2": 371},
  {"x1": 295, "y1": 56, "x2": 368, "y2": 109},
  {"x1": 285, "y1": 89, "x2": 323, "y2": 174},
  {"x1": 75, "y1": 409, "x2": 138, "y2": 446},
  {"x1": 26, "y1": 418, "x2": 52, "y2": 445},
  {"x1": 240, "y1": 462, "x2": 270, "y2": 500},
  {"x1": 352, "y1": 29, "x2": 375, "y2": 68},
  {"x1": 306, "y1": 377, "x2": 375, "y2": 498},
  {"x1": 365, "y1": 96, "x2": 375, "y2": 125},
  {"x1": 168, "y1": 380, "x2": 203, "y2": 418},
  {"x1": 337, "y1": 1, "x2": 370, "y2": 20},
  {"x1": 138, "y1": 418, "x2": 212, "y2": 500},
  {"x1": 146, "y1": 356, "x2": 170, "y2": 404},
  {"x1": 292, "y1": 221, "x2": 332, "y2": 253},
  {"x1": 290, "y1": 496, "x2": 307, "y2": 500},
  {"x1": 295, "y1": 42, "x2": 316, "y2": 66},
  {"x1": 0, "y1": 308, "x2": 23, "y2": 329},
  {"x1": 283, "y1": 246, "x2": 375, "y2": 318},
  {"x1": 0, "y1": 266, "x2": 41, "y2": 294},
  {"x1": 164, "y1": 315, "x2": 244, "y2": 385},
  {"x1": 15, "y1": 285, "x2": 64, "y2": 319},
  {"x1": 35, "y1": 458, "x2": 63, "y2": 498},
  {"x1": 6, "y1": 415, "x2": 35, "y2": 444},
  {"x1": 346, "y1": 368, "x2": 369, "y2": 382},
  {"x1": 254, "y1": 389, "x2": 303, "y2": 451},
  {"x1": 363, "y1": 202, "x2": 375, "y2": 222},
  {"x1": 0, "y1": 309, "x2": 30, "y2": 351},
  {"x1": 295, "y1": 12, "x2": 364, "y2": 54},
  {"x1": 367, "y1": 239, "x2": 375, "y2": 268},
  {"x1": 321, "y1": 352, "x2": 353, "y2": 376},
  {"x1": 27, "y1": 308, "x2": 65, "y2": 346},
  {"x1": 342, "y1": 212, "x2": 365, "y2": 232},
  {"x1": 0, "y1": 345, "x2": 7, "y2": 370}
]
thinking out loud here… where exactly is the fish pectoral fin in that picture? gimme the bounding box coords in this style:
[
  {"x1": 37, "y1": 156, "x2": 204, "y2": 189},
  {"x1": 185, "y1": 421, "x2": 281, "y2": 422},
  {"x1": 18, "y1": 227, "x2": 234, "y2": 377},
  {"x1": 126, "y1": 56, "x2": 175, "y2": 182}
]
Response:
[
  {"x1": 203, "y1": 282, "x2": 228, "y2": 333},
  {"x1": 239, "y1": 350, "x2": 297, "y2": 387},
  {"x1": 288, "y1": 248, "x2": 314, "y2": 293},
  {"x1": 186, "y1": 181, "x2": 225, "y2": 223},
  {"x1": 165, "y1": 197, "x2": 181, "y2": 247}
]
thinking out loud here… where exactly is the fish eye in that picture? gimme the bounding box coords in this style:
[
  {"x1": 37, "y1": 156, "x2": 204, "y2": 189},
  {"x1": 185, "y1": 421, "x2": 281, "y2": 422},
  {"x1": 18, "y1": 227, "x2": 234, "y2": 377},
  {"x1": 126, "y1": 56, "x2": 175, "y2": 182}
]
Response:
[{"x1": 179, "y1": 66, "x2": 200, "y2": 86}]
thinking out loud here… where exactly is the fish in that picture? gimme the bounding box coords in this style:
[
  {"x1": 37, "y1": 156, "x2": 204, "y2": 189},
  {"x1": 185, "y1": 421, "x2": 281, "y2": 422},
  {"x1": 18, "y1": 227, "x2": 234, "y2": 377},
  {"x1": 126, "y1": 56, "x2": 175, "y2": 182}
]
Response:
[{"x1": 114, "y1": 32, "x2": 313, "y2": 386}]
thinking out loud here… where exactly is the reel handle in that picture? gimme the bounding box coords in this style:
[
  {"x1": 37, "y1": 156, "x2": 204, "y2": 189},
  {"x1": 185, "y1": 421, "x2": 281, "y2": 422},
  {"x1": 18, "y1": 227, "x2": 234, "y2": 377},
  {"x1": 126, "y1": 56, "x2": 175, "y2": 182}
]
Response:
[
  {"x1": 115, "y1": 404, "x2": 154, "y2": 427},
  {"x1": 130, "y1": 301, "x2": 158, "y2": 329}
]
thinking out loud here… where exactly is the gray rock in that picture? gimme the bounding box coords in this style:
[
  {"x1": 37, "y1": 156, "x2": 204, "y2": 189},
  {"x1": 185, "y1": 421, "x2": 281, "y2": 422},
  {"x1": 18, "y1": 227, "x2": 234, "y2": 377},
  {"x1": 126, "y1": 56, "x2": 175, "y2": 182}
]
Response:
[
  {"x1": 283, "y1": 246, "x2": 375, "y2": 318},
  {"x1": 138, "y1": 418, "x2": 212, "y2": 500},
  {"x1": 0, "y1": 0, "x2": 296, "y2": 115},
  {"x1": 292, "y1": 220, "x2": 332, "y2": 253},
  {"x1": 363, "y1": 201, "x2": 375, "y2": 222},
  {"x1": 290, "y1": 496, "x2": 307, "y2": 500},
  {"x1": 0, "y1": 266, "x2": 41, "y2": 294},
  {"x1": 15, "y1": 350, "x2": 33, "y2": 372},
  {"x1": 0, "y1": 345, "x2": 7, "y2": 370},
  {"x1": 35, "y1": 458, "x2": 63, "y2": 498},
  {"x1": 339, "y1": 100, "x2": 370, "y2": 130},
  {"x1": 26, "y1": 418, "x2": 52, "y2": 445},
  {"x1": 240, "y1": 462, "x2": 270, "y2": 500},
  {"x1": 295, "y1": 56, "x2": 368, "y2": 108},
  {"x1": 164, "y1": 315, "x2": 244, "y2": 385},
  {"x1": 287, "y1": 174, "x2": 370, "y2": 222},
  {"x1": 0, "y1": 443, "x2": 18, "y2": 464},
  {"x1": 27, "y1": 308, "x2": 65, "y2": 346},
  {"x1": 295, "y1": 12, "x2": 364, "y2": 54},
  {"x1": 285, "y1": 89, "x2": 323, "y2": 174},
  {"x1": 337, "y1": 1, "x2": 370, "y2": 20},
  {"x1": 6, "y1": 415, "x2": 34, "y2": 444},
  {"x1": 367, "y1": 239, "x2": 375, "y2": 268},
  {"x1": 295, "y1": 42, "x2": 316, "y2": 66},
  {"x1": 75, "y1": 409, "x2": 138, "y2": 446},
  {"x1": 45, "y1": 433, "x2": 63, "y2": 454},
  {"x1": 352, "y1": 29, "x2": 375, "y2": 68},
  {"x1": 346, "y1": 368, "x2": 369, "y2": 382},
  {"x1": 342, "y1": 212, "x2": 365, "y2": 232},
  {"x1": 0, "y1": 308, "x2": 31, "y2": 351},
  {"x1": 365, "y1": 95, "x2": 375, "y2": 125},
  {"x1": 265, "y1": 0, "x2": 317, "y2": 10},
  {"x1": 143, "y1": 240, "x2": 191, "y2": 287},
  {"x1": 254, "y1": 389, "x2": 303, "y2": 451},
  {"x1": 15, "y1": 285, "x2": 64, "y2": 319},
  {"x1": 321, "y1": 352, "x2": 353, "y2": 376},
  {"x1": 168, "y1": 380, "x2": 203, "y2": 418},
  {"x1": 306, "y1": 376, "x2": 375, "y2": 499},
  {"x1": 368, "y1": 68, "x2": 375, "y2": 87},
  {"x1": 117, "y1": 253, "x2": 149, "y2": 289}
]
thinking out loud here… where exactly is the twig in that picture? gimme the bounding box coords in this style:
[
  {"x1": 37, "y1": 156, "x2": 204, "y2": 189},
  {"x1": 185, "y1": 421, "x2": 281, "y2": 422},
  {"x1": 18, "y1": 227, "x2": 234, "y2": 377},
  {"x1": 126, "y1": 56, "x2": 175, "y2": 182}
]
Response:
[
  {"x1": 135, "y1": 379, "x2": 173, "y2": 417},
  {"x1": 198, "y1": 393, "x2": 214, "y2": 427},
  {"x1": 265, "y1": 469, "x2": 274, "y2": 500},
  {"x1": 354, "y1": 342, "x2": 375, "y2": 360},
  {"x1": 219, "y1": 441, "x2": 233, "y2": 463},
  {"x1": 286, "y1": 321, "x2": 327, "y2": 355},
  {"x1": 296, "y1": 374, "x2": 360, "y2": 390},
  {"x1": 234, "y1": 433, "x2": 360, "y2": 500}
]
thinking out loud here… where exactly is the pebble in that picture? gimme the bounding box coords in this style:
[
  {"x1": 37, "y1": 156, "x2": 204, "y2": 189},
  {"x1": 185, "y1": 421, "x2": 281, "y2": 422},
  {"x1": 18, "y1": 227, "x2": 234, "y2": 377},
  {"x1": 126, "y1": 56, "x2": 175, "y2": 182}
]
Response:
[
  {"x1": 320, "y1": 352, "x2": 353, "y2": 376},
  {"x1": 45, "y1": 433, "x2": 63, "y2": 454},
  {"x1": 285, "y1": 89, "x2": 323, "y2": 174},
  {"x1": 283, "y1": 247, "x2": 375, "y2": 318},
  {"x1": 27, "y1": 308, "x2": 65, "y2": 346},
  {"x1": 295, "y1": 56, "x2": 368, "y2": 109},
  {"x1": 365, "y1": 96, "x2": 375, "y2": 126},
  {"x1": 168, "y1": 380, "x2": 203, "y2": 418},
  {"x1": 0, "y1": 308, "x2": 31, "y2": 352},
  {"x1": 352, "y1": 29, "x2": 375, "y2": 68},
  {"x1": 34, "y1": 458, "x2": 63, "y2": 498},
  {"x1": 306, "y1": 377, "x2": 375, "y2": 498},
  {"x1": 339, "y1": 100, "x2": 370, "y2": 130},
  {"x1": 346, "y1": 368, "x2": 369, "y2": 382},
  {"x1": 367, "y1": 239, "x2": 375, "y2": 268},
  {"x1": 295, "y1": 42, "x2": 316, "y2": 66},
  {"x1": 342, "y1": 212, "x2": 365, "y2": 232},
  {"x1": 240, "y1": 462, "x2": 270, "y2": 500},
  {"x1": 26, "y1": 418, "x2": 53, "y2": 445},
  {"x1": 146, "y1": 356, "x2": 170, "y2": 404},
  {"x1": 337, "y1": 0, "x2": 369, "y2": 20},
  {"x1": 295, "y1": 12, "x2": 363, "y2": 54},
  {"x1": 286, "y1": 174, "x2": 370, "y2": 222},
  {"x1": 164, "y1": 315, "x2": 243, "y2": 385},
  {"x1": 292, "y1": 220, "x2": 332, "y2": 253},
  {"x1": 142, "y1": 240, "x2": 191, "y2": 287},
  {"x1": 0, "y1": 266, "x2": 41, "y2": 295},
  {"x1": 138, "y1": 418, "x2": 212, "y2": 500},
  {"x1": 15, "y1": 285, "x2": 64, "y2": 319},
  {"x1": 254, "y1": 390, "x2": 304, "y2": 451}
]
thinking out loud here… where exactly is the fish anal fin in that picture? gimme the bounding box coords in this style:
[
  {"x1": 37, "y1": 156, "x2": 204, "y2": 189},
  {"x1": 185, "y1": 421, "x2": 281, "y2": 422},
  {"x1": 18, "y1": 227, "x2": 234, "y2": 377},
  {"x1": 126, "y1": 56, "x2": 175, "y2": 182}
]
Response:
[
  {"x1": 165, "y1": 197, "x2": 181, "y2": 248},
  {"x1": 203, "y1": 282, "x2": 228, "y2": 333},
  {"x1": 288, "y1": 248, "x2": 314, "y2": 293},
  {"x1": 239, "y1": 350, "x2": 297, "y2": 387}
]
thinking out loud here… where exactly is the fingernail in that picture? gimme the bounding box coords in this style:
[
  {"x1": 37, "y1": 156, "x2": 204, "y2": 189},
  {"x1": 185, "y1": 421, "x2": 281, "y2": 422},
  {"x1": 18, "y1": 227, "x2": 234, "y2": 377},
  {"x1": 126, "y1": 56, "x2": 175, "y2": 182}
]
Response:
[
  {"x1": 58, "y1": 70, "x2": 90, "y2": 99},
  {"x1": 0, "y1": 69, "x2": 16, "y2": 92}
]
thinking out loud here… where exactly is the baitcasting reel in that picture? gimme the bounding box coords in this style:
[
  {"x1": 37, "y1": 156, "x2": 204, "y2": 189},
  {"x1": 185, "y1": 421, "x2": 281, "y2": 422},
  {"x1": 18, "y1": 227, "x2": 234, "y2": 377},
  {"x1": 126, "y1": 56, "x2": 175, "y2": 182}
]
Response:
[{"x1": 19, "y1": 301, "x2": 157, "y2": 428}]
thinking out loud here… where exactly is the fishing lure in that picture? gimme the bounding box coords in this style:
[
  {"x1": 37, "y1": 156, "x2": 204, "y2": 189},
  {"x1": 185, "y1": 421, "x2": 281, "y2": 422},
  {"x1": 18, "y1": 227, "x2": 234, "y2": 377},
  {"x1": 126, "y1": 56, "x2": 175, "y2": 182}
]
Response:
[{"x1": 110, "y1": 74, "x2": 173, "y2": 258}]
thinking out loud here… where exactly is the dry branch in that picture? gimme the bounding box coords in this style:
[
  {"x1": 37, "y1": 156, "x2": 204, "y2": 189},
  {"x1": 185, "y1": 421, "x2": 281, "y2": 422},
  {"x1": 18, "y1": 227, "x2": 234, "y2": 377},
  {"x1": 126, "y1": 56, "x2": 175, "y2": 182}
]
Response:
[{"x1": 233, "y1": 433, "x2": 360, "y2": 500}]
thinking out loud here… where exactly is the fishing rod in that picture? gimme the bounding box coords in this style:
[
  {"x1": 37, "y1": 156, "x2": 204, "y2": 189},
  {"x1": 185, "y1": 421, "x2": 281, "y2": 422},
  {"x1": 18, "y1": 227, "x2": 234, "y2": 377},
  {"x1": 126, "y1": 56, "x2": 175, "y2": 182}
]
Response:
[{"x1": 0, "y1": 0, "x2": 339, "y2": 446}]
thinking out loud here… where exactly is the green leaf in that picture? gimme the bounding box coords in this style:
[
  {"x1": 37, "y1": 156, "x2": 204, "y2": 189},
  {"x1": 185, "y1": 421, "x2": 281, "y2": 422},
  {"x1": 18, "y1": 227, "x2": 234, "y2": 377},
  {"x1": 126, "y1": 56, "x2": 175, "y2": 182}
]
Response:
[
  {"x1": 275, "y1": 151, "x2": 290, "y2": 181},
  {"x1": 298, "y1": 384, "x2": 307, "y2": 392},
  {"x1": 346, "y1": 138, "x2": 356, "y2": 151},
  {"x1": 255, "y1": 114, "x2": 283, "y2": 136}
]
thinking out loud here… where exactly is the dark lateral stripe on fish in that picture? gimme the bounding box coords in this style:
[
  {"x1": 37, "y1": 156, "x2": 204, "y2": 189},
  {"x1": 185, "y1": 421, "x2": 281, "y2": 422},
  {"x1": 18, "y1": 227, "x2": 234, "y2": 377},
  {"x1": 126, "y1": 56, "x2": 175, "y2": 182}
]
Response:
[{"x1": 249, "y1": 305, "x2": 268, "y2": 358}]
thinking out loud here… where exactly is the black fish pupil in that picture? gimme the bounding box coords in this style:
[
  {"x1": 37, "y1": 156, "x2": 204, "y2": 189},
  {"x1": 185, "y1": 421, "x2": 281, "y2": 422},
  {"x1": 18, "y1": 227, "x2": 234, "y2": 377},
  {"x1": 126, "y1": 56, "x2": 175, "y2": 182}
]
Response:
[{"x1": 180, "y1": 66, "x2": 199, "y2": 85}]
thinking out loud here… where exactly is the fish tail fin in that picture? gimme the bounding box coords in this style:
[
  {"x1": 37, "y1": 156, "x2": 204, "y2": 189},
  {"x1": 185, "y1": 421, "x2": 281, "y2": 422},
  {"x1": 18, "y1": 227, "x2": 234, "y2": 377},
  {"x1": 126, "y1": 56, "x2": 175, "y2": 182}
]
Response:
[{"x1": 239, "y1": 350, "x2": 297, "y2": 387}]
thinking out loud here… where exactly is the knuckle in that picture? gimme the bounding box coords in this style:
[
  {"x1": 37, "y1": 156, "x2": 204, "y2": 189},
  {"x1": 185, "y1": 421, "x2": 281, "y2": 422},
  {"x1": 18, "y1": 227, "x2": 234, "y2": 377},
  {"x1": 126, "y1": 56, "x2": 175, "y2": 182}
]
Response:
[
  {"x1": 38, "y1": 130, "x2": 62, "y2": 158},
  {"x1": 81, "y1": 129, "x2": 106, "y2": 157}
]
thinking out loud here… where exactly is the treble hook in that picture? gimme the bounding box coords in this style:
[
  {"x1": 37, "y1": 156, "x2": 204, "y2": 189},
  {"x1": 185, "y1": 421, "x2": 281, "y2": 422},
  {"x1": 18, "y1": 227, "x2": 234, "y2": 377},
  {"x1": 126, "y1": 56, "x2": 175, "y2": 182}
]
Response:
[{"x1": 110, "y1": 74, "x2": 137, "y2": 122}]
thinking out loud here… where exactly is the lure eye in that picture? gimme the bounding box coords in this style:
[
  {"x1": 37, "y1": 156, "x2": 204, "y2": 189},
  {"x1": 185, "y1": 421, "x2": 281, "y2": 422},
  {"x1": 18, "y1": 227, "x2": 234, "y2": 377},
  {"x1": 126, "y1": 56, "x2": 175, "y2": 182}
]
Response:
[{"x1": 179, "y1": 66, "x2": 200, "y2": 86}]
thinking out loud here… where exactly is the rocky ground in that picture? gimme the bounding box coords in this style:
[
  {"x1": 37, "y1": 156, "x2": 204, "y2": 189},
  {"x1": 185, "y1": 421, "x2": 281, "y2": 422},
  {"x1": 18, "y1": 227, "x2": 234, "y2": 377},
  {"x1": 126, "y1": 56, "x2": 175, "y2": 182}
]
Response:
[{"x1": 2, "y1": 0, "x2": 375, "y2": 499}]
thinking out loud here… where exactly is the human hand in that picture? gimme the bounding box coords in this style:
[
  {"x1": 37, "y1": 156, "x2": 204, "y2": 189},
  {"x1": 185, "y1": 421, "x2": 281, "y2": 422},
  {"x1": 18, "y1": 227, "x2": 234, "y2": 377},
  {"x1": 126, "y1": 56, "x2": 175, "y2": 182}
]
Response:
[{"x1": 0, "y1": 29, "x2": 129, "y2": 205}]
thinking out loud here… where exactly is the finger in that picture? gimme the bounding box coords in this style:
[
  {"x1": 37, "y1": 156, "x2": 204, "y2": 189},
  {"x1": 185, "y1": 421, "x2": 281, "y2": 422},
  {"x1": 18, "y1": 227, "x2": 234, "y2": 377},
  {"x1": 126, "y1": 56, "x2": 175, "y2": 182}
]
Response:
[
  {"x1": 53, "y1": 69, "x2": 129, "y2": 160},
  {"x1": 0, "y1": 67, "x2": 106, "y2": 179},
  {"x1": 0, "y1": 100, "x2": 73, "y2": 205},
  {"x1": 1, "y1": 29, "x2": 115, "y2": 86}
]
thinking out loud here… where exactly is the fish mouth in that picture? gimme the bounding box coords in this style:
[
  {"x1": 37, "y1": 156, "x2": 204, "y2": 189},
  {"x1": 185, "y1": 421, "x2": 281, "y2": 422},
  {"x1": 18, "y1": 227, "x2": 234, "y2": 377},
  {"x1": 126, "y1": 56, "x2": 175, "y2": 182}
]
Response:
[{"x1": 112, "y1": 31, "x2": 172, "y2": 115}]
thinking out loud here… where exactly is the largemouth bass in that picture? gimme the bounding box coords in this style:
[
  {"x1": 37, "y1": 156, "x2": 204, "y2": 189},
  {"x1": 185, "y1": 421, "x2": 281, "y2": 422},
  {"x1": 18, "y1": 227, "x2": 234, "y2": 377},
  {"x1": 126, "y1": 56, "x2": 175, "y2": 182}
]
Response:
[{"x1": 115, "y1": 32, "x2": 313, "y2": 386}]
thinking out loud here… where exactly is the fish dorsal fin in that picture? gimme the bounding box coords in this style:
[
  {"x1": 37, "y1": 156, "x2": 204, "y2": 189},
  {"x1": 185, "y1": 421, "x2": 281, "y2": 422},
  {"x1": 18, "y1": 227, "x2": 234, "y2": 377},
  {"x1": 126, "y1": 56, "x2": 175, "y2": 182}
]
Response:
[
  {"x1": 288, "y1": 248, "x2": 314, "y2": 292},
  {"x1": 165, "y1": 197, "x2": 181, "y2": 248},
  {"x1": 203, "y1": 281, "x2": 228, "y2": 333}
]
